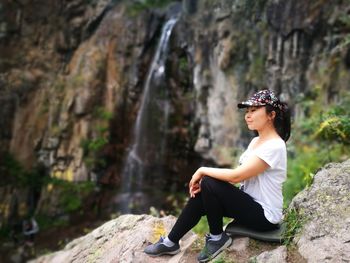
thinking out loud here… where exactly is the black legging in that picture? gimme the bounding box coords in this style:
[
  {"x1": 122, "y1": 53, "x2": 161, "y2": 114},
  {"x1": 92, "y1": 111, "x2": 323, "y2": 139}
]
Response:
[{"x1": 168, "y1": 176, "x2": 278, "y2": 243}]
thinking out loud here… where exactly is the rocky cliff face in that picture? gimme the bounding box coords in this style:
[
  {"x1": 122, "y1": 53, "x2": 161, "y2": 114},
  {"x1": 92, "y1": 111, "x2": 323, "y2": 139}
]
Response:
[
  {"x1": 1, "y1": 0, "x2": 200, "y2": 221},
  {"x1": 1, "y1": 0, "x2": 350, "y2": 236},
  {"x1": 27, "y1": 159, "x2": 350, "y2": 263}
]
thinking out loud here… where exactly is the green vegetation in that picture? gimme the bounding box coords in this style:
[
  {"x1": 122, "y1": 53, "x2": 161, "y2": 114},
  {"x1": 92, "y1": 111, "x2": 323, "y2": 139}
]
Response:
[
  {"x1": 284, "y1": 91, "x2": 350, "y2": 206},
  {"x1": 193, "y1": 217, "x2": 232, "y2": 235},
  {"x1": 35, "y1": 213, "x2": 70, "y2": 231},
  {"x1": 315, "y1": 96, "x2": 350, "y2": 144},
  {"x1": 81, "y1": 134, "x2": 108, "y2": 154},
  {"x1": 49, "y1": 178, "x2": 95, "y2": 213},
  {"x1": 1, "y1": 154, "x2": 93, "y2": 214},
  {"x1": 193, "y1": 217, "x2": 210, "y2": 235},
  {"x1": 212, "y1": 254, "x2": 235, "y2": 263},
  {"x1": 93, "y1": 107, "x2": 113, "y2": 121},
  {"x1": 282, "y1": 8, "x2": 350, "y2": 205},
  {"x1": 0, "y1": 152, "x2": 46, "y2": 190},
  {"x1": 0, "y1": 153, "x2": 94, "y2": 227},
  {"x1": 246, "y1": 54, "x2": 266, "y2": 86},
  {"x1": 81, "y1": 107, "x2": 113, "y2": 168},
  {"x1": 179, "y1": 57, "x2": 189, "y2": 72},
  {"x1": 282, "y1": 208, "x2": 303, "y2": 245}
]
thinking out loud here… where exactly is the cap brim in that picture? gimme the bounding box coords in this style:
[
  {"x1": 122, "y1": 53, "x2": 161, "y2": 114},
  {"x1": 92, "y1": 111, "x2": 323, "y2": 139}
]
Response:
[
  {"x1": 237, "y1": 103, "x2": 249, "y2": 108},
  {"x1": 237, "y1": 101, "x2": 266, "y2": 108}
]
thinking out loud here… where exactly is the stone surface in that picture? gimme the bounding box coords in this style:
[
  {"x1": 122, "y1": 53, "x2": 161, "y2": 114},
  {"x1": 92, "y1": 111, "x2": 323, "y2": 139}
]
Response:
[
  {"x1": 290, "y1": 159, "x2": 350, "y2": 263},
  {"x1": 29, "y1": 214, "x2": 197, "y2": 263},
  {"x1": 228, "y1": 237, "x2": 249, "y2": 253},
  {"x1": 25, "y1": 159, "x2": 350, "y2": 262},
  {"x1": 253, "y1": 245, "x2": 287, "y2": 263}
]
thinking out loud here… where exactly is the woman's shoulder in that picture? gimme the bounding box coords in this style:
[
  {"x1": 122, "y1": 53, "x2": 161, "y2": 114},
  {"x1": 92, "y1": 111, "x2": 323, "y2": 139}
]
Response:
[
  {"x1": 246, "y1": 137, "x2": 259, "y2": 149},
  {"x1": 249, "y1": 136, "x2": 259, "y2": 144},
  {"x1": 263, "y1": 137, "x2": 286, "y2": 150},
  {"x1": 249, "y1": 137, "x2": 285, "y2": 148}
]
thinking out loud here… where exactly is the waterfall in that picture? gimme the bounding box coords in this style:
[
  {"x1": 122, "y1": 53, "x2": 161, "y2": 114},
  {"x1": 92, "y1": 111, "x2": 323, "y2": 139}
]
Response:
[{"x1": 119, "y1": 17, "x2": 178, "y2": 213}]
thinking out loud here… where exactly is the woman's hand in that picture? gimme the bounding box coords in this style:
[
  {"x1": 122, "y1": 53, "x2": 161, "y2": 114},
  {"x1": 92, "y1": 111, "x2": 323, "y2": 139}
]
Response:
[
  {"x1": 189, "y1": 183, "x2": 201, "y2": 198},
  {"x1": 189, "y1": 168, "x2": 204, "y2": 198}
]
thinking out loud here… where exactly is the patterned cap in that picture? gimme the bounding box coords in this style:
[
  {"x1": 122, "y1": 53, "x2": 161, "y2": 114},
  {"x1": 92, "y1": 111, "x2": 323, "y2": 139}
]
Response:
[{"x1": 237, "y1": 89, "x2": 283, "y2": 110}]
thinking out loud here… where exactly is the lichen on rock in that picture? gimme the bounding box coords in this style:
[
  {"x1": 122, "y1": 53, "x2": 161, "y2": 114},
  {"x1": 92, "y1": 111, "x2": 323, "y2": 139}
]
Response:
[{"x1": 290, "y1": 159, "x2": 350, "y2": 263}]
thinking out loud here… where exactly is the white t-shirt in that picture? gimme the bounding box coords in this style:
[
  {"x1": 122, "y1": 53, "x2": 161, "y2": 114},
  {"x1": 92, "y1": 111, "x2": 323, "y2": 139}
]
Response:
[{"x1": 238, "y1": 137, "x2": 287, "y2": 224}]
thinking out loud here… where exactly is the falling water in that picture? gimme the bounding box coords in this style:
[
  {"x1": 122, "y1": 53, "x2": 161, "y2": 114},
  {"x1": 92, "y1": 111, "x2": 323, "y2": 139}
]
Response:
[{"x1": 119, "y1": 17, "x2": 178, "y2": 213}]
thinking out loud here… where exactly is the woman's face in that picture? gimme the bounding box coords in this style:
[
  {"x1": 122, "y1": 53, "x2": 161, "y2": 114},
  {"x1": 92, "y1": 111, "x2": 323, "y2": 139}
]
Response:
[{"x1": 244, "y1": 106, "x2": 274, "y2": 131}]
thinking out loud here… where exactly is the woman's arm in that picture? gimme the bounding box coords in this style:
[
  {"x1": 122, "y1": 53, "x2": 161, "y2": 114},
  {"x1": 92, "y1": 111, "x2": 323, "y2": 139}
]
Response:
[{"x1": 189, "y1": 155, "x2": 269, "y2": 197}]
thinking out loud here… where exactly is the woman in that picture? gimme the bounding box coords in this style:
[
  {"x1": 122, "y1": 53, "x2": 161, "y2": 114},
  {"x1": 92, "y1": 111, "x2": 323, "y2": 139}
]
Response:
[{"x1": 144, "y1": 89, "x2": 291, "y2": 262}]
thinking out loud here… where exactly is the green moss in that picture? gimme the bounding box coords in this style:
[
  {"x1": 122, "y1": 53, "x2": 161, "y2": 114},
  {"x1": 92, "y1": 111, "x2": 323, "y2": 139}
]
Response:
[
  {"x1": 179, "y1": 57, "x2": 189, "y2": 72},
  {"x1": 80, "y1": 107, "x2": 112, "y2": 169},
  {"x1": 80, "y1": 134, "x2": 108, "y2": 169},
  {"x1": 248, "y1": 258, "x2": 258, "y2": 263},
  {"x1": 50, "y1": 124, "x2": 62, "y2": 137},
  {"x1": 53, "y1": 78, "x2": 66, "y2": 93},
  {"x1": 88, "y1": 248, "x2": 103, "y2": 263},
  {"x1": 212, "y1": 253, "x2": 236, "y2": 263},
  {"x1": 246, "y1": 54, "x2": 266, "y2": 85},
  {"x1": 81, "y1": 137, "x2": 108, "y2": 153},
  {"x1": 93, "y1": 107, "x2": 113, "y2": 121}
]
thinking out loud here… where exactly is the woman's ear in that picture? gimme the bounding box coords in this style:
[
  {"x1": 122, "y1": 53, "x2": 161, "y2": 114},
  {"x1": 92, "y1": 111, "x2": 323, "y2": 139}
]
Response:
[{"x1": 269, "y1": 111, "x2": 276, "y2": 121}]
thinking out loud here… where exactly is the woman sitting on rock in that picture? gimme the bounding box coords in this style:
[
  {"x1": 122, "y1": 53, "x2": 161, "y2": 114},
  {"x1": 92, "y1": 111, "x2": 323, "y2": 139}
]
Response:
[{"x1": 144, "y1": 89, "x2": 291, "y2": 262}]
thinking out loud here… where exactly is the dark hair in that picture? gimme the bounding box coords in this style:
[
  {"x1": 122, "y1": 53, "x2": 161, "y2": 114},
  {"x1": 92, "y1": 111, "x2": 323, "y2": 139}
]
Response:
[{"x1": 266, "y1": 103, "x2": 291, "y2": 142}]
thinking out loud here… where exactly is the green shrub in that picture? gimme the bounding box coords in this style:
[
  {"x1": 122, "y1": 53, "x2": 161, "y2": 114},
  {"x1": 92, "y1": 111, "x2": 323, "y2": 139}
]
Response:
[
  {"x1": 80, "y1": 108, "x2": 112, "y2": 168},
  {"x1": 49, "y1": 178, "x2": 95, "y2": 213},
  {"x1": 35, "y1": 214, "x2": 69, "y2": 231},
  {"x1": 316, "y1": 116, "x2": 350, "y2": 144},
  {"x1": 284, "y1": 92, "x2": 350, "y2": 206},
  {"x1": 314, "y1": 97, "x2": 350, "y2": 144},
  {"x1": 0, "y1": 152, "x2": 46, "y2": 189},
  {"x1": 284, "y1": 146, "x2": 323, "y2": 206}
]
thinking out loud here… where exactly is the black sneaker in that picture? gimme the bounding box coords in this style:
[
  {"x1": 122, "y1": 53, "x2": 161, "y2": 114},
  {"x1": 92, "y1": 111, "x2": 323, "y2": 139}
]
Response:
[
  {"x1": 197, "y1": 233, "x2": 232, "y2": 262},
  {"x1": 144, "y1": 236, "x2": 180, "y2": 257}
]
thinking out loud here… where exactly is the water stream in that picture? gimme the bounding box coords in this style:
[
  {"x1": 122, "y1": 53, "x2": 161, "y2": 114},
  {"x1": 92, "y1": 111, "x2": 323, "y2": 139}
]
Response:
[{"x1": 119, "y1": 17, "x2": 178, "y2": 213}]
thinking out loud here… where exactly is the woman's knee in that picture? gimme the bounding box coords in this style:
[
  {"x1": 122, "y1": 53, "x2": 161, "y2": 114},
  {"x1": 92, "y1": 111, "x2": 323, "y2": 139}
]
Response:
[
  {"x1": 200, "y1": 176, "x2": 234, "y2": 194},
  {"x1": 200, "y1": 176, "x2": 220, "y2": 190}
]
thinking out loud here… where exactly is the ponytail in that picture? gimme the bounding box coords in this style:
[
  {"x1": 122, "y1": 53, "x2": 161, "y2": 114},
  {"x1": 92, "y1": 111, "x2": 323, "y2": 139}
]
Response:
[{"x1": 266, "y1": 103, "x2": 291, "y2": 142}]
